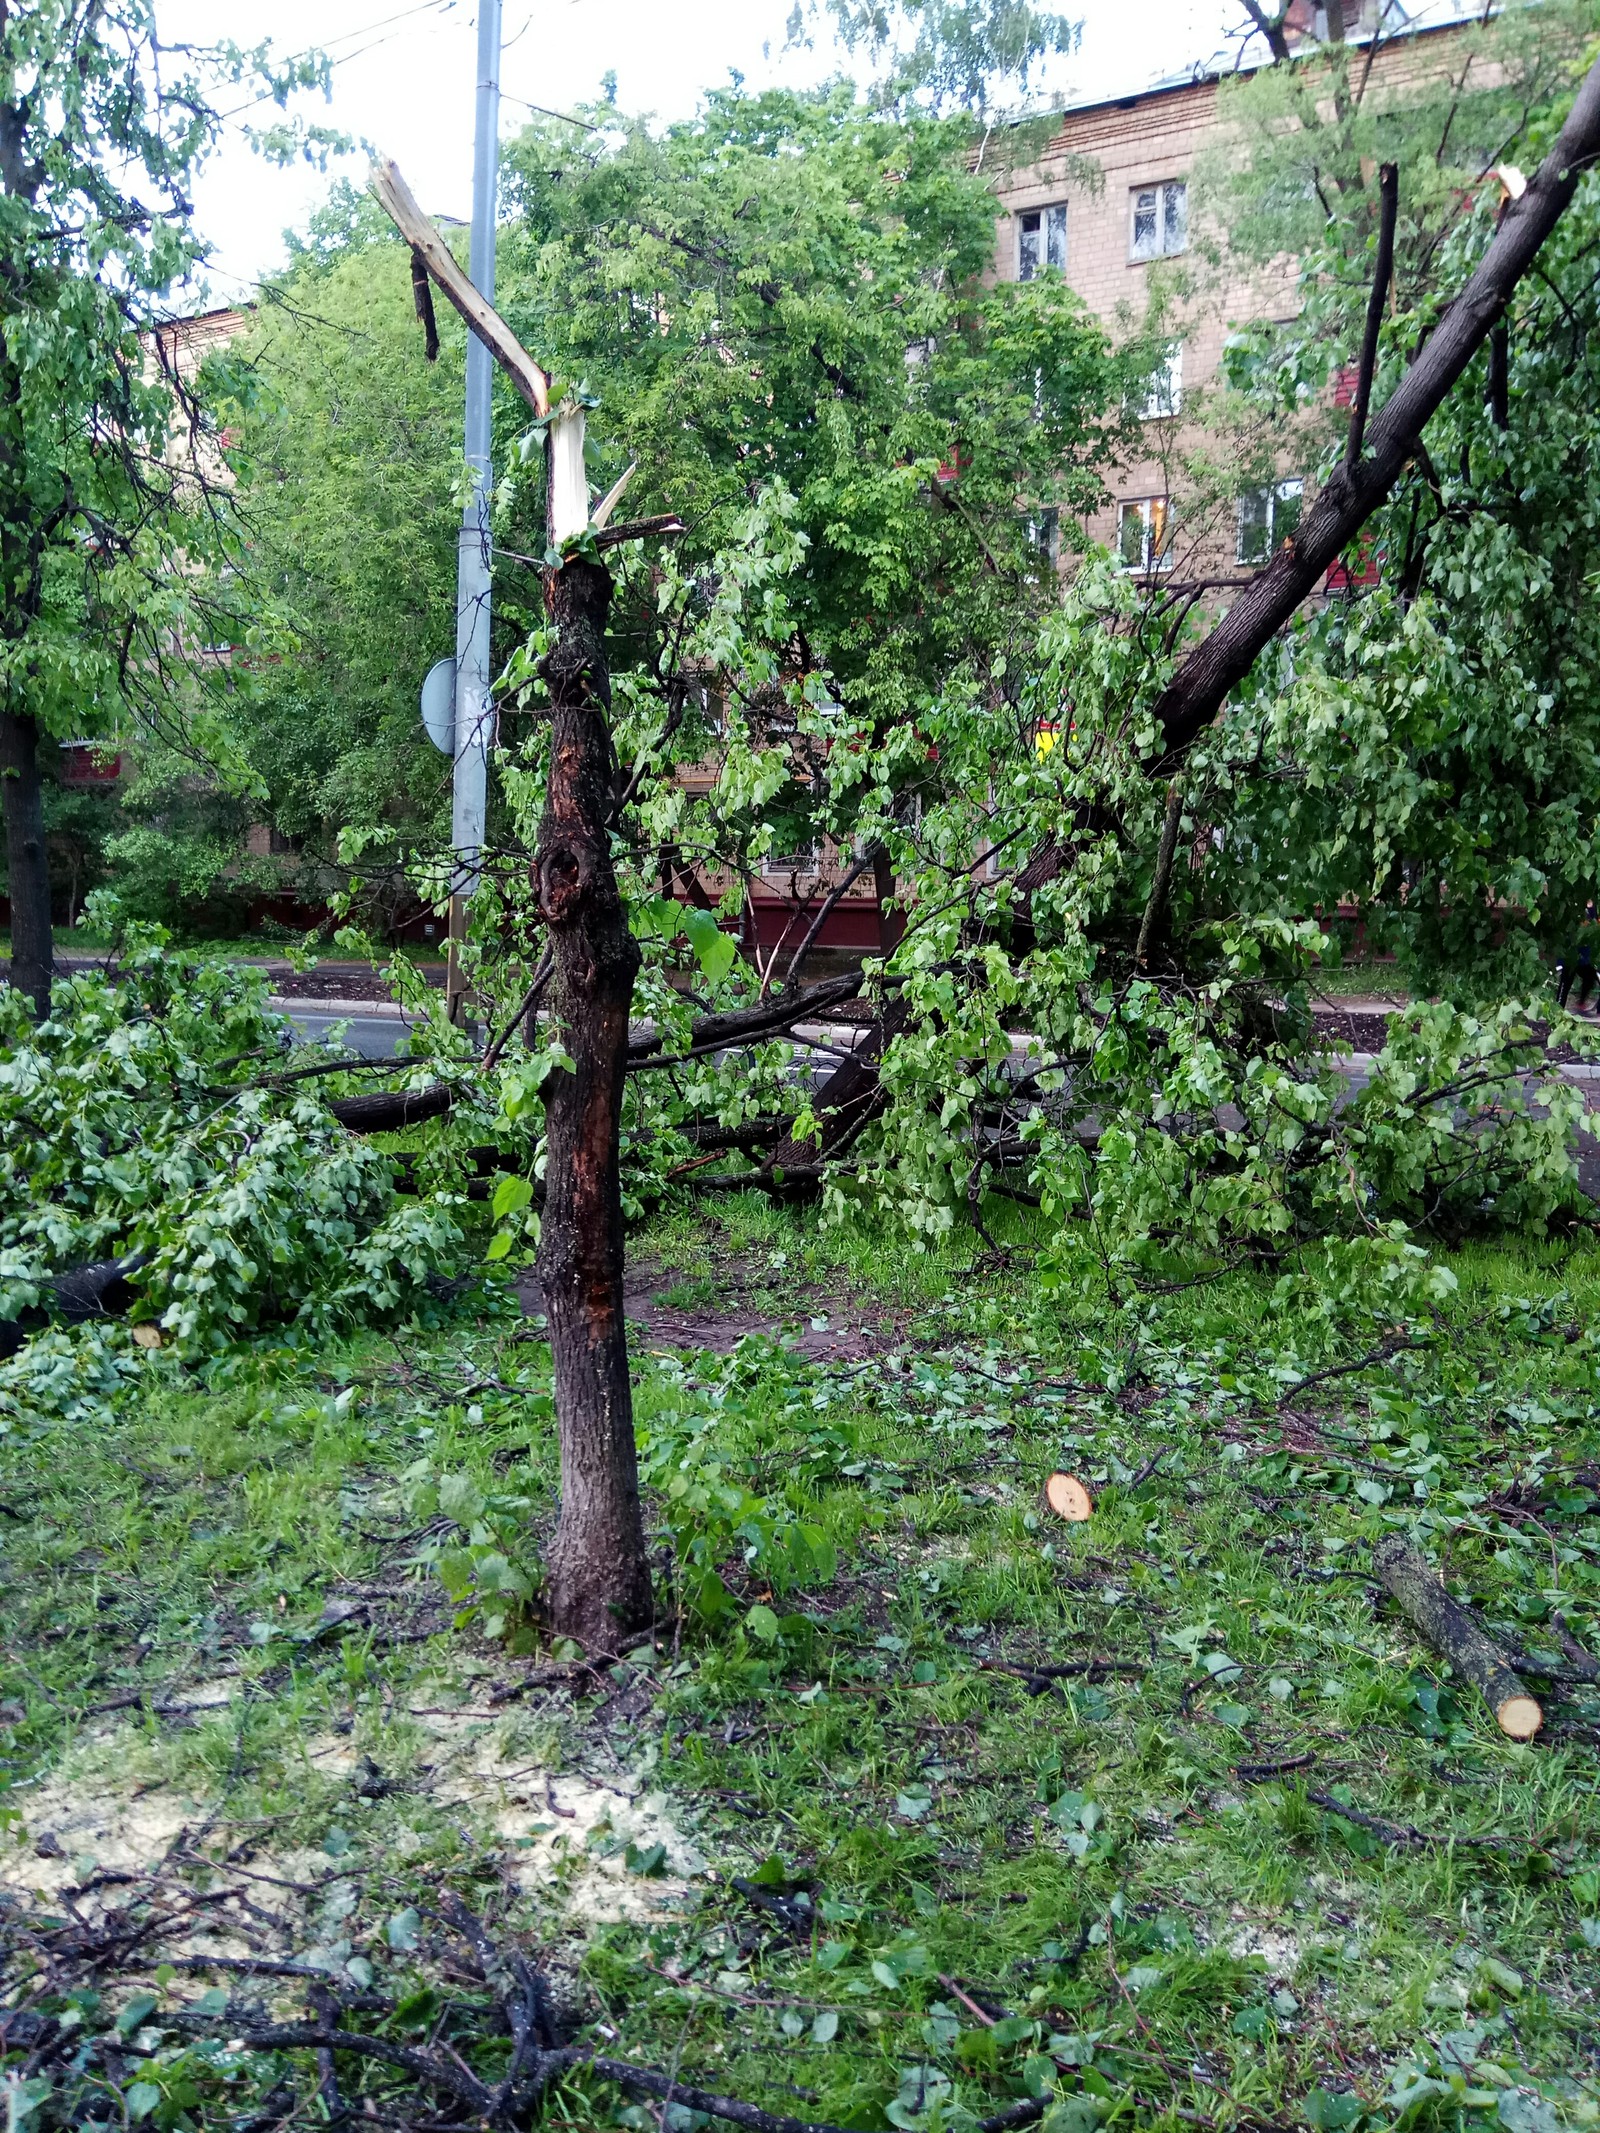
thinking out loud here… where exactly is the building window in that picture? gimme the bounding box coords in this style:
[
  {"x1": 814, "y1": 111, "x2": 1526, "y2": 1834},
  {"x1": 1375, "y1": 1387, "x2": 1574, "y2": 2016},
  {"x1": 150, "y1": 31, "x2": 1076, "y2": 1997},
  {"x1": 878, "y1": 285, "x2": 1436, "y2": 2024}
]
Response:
[
  {"x1": 1141, "y1": 341, "x2": 1183, "y2": 418},
  {"x1": 1024, "y1": 505, "x2": 1061, "y2": 579},
  {"x1": 1236, "y1": 478, "x2": 1303, "y2": 565},
  {"x1": 1130, "y1": 179, "x2": 1187, "y2": 262},
  {"x1": 1118, "y1": 496, "x2": 1173, "y2": 573},
  {"x1": 1018, "y1": 202, "x2": 1067, "y2": 281}
]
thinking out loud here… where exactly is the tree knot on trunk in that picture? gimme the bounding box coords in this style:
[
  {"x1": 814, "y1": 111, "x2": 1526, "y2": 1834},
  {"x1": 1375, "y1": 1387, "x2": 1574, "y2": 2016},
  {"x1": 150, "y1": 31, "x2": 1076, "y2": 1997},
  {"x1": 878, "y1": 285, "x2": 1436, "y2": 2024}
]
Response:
[{"x1": 534, "y1": 838, "x2": 596, "y2": 925}]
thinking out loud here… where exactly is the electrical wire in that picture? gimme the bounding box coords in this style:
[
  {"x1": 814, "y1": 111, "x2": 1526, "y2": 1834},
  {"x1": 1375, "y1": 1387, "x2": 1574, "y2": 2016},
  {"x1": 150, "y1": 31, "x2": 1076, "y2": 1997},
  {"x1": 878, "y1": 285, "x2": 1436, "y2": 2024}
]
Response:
[{"x1": 216, "y1": 0, "x2": 460, "y2": 122}]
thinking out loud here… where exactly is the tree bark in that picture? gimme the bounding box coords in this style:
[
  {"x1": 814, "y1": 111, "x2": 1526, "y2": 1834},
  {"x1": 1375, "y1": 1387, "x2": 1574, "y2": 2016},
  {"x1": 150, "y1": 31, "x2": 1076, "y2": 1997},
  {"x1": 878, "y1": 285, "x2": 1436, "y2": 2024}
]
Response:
[
  {"x1": 1372, "y1": 1534, "x2": 1542, "y2": 1740},
  {"x1": 761, "y1": 994, "x2": 912, "y2": 1186},
  {"x1": 0, "y1": 702, "x2": 52, "y2": 1019},
  {"x1": 1151, "y1": 50, "x2": 1600, "y2": 766},
  {"x1": 326, "y1": 1083, "x2": 457, "y2": 1132},
  {"x1": 534, "y1": 557, "x2": 653, "y2": 1653},
  {"x1": 874, "y1": 843, "x2": 903, "y2": 957}
]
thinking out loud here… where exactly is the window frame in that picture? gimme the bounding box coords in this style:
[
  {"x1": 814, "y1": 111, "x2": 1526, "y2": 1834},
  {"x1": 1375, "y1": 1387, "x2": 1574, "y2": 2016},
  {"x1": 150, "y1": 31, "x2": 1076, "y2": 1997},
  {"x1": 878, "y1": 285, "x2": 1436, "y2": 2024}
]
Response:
[
  {"x1": 1017, "y1": 200, "x2": 1068, "y2": 282},
  {"x1": 1129, "y1": 178, "x2": 1188, "y2": 263},
  {"x1": 1117, "y1": 496, "x2": 1174, "y2": 575},
  {"x1": 1141, "y1": 340, "x2": 1183, "y2": 420},
  {"x1": 1235, "y1": 477, "x2": 1304, "y2": 566}
]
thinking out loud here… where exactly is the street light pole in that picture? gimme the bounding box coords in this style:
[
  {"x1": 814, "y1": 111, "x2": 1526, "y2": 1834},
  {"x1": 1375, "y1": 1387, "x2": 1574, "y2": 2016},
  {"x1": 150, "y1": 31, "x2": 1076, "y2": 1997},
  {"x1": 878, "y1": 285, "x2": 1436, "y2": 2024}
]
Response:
[{"x1": 447, "y1": 0, "x2": 502, "y2": 1023}]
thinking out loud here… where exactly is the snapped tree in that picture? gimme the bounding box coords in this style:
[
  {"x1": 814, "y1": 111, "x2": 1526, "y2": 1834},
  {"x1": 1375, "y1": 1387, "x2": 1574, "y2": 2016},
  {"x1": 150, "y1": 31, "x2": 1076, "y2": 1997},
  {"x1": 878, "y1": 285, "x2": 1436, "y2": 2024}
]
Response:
[
  {"x1": 1196, "y1": 0, "x2": 1600, "y2": 996},
  {"x1": 343, "y1": 34, "x2": 1600, "y2": 1649}
]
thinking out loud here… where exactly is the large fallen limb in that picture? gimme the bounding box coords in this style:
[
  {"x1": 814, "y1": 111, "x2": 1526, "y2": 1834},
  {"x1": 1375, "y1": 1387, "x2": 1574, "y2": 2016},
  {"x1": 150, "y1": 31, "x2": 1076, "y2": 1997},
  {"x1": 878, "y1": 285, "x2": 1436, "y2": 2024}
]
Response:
[
  {"x1": 626, "y1": 969, "x2": 873, "y2": 1065},
  {"x1": 1151, "y1": 52, "x2": 1600, "y2": 764},
  {"x1": 326, "y1": 1083, "x2": 457, "y2": 1132},
  {"x1": 369, "y1": 157, "x2": 550, "y2": 418},
  {"x1": 761, "y1": 995, "x2": 913, "y2": 1186},
  {"x1": 1372, "y1": 1533, "x2": 1542, "y2": 1740},
  {"x1": 0, "y1": 1252, "x2": 149, "y2": 1359}
]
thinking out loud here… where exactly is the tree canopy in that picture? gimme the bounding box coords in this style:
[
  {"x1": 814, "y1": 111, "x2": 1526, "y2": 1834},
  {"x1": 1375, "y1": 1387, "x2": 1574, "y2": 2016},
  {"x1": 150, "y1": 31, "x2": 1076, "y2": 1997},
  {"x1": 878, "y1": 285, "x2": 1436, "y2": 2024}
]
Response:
[{"x1": 0, "y1": 0, "x2": 333, "y2": 1009}]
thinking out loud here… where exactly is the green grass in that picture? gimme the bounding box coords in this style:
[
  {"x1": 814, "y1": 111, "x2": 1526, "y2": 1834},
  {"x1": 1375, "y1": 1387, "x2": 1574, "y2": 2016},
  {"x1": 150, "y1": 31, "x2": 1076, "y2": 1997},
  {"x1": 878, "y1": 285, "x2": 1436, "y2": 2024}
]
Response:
[
  {"x1": 1305, "y1": 960, "x2": 1410, "y2": 1001},
  {"x1": 3, "y1": 1206, "x2": 1599, "y2": 2131},
  {"x1": 0, "y1": 926, "x2": 447, "y2": 965}
]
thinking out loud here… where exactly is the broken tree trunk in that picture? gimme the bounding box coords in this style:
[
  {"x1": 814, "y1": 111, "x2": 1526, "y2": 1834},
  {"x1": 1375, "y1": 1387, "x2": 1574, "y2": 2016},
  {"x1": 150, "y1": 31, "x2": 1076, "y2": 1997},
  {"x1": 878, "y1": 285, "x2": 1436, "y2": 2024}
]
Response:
[
  {"x1": 1151, "y1": 52, "x2": 1600, "y2": 764},
  {"x1": 371, "y1": 159, "x2": 549, "y2": 417},
  {"x1": 1372, "y1": 1533, "x2": 1542, "y2": 1740},
  {"x1": 761, "y1": 995, "x2": 913, "y2": 1187},
  {"x1": 533, "y1": 554, "x2": 653, "y2": 1654}
]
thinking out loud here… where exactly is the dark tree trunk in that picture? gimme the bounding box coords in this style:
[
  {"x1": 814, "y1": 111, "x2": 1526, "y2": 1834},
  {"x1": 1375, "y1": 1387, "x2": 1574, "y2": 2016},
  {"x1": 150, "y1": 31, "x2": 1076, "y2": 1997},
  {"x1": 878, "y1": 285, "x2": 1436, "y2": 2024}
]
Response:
[
  {"x1": 534, "y1": 557, "x2": 652, "y2": 1654},
  {"x1": 327, "y1": 1083, "x2": 456, "y2": 1132},
  {"x1": 874, "y1": 843, "x2": 902, "y2": 957},
  {"x1": 0, "y1": 702, "x2": 51, "y2": 1018}
]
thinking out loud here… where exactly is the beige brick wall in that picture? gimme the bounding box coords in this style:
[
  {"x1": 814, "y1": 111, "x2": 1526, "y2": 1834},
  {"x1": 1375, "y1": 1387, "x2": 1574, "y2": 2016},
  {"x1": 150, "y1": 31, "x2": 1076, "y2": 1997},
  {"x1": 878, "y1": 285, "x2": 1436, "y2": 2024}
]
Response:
[{"x1": 989, "y1": 25, "x2": 1466, "y2": 582}]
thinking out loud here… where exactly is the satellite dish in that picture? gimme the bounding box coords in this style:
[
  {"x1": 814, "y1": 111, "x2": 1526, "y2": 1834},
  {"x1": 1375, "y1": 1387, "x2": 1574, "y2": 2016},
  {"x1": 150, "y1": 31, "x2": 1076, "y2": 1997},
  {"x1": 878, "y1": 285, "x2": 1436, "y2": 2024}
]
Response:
[{"x1": 421, "y1": 657, "x2": 456, "y2": 754}]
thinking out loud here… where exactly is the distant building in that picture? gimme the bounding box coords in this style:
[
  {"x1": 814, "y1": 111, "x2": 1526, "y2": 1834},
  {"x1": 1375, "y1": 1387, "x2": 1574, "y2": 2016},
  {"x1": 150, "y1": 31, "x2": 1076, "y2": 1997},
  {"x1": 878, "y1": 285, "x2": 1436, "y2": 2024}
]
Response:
[{"x1": 988, "y1": 9, "x2": 1466, "y2": 585}]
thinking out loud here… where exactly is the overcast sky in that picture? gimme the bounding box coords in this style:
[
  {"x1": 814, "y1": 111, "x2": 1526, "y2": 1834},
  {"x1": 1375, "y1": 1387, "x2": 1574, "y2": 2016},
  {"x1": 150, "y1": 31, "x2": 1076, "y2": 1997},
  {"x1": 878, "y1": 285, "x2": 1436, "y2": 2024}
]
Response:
[{"x1": 160, "y1": 0, "x2": 1239, "y2": 301}]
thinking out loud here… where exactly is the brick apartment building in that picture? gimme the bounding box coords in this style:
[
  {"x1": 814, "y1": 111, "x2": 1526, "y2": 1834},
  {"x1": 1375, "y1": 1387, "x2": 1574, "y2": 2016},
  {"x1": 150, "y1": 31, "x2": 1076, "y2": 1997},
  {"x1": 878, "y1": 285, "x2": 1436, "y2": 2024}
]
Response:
[{"x1": 988, "y1": 7, "x2": 1464, "y2": 585}]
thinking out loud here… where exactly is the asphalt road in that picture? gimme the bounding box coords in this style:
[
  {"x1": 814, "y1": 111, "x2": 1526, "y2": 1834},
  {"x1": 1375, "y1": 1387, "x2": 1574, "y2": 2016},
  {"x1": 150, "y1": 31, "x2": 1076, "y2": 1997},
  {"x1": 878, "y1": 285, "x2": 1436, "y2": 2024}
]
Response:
[
  {"x1": 280, "y1": 999, "x2": 1600, "y2": 1202},
  {"x1": 283, "y1": 1005, "x2": 411, "y2": 1059}
]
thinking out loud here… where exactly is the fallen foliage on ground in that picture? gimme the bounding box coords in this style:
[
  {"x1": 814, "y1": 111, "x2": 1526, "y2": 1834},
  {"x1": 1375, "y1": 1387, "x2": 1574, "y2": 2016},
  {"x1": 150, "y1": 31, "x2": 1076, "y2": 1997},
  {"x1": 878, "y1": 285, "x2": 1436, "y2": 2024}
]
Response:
[{"x1": 3, "y1": 1199, "x2": 1598, "y2": 2131}]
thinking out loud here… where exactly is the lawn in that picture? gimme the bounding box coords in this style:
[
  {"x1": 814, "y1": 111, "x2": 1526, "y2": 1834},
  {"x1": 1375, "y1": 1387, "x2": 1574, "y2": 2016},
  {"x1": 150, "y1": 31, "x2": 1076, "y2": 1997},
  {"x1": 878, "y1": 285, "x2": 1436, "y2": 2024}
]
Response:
[
  {"x1": 0, "y1": 928, "x2": 448, "y2": 967},
  {"x1": 2, "y1": 1198, "x2": 1598, "y2": 2132}
]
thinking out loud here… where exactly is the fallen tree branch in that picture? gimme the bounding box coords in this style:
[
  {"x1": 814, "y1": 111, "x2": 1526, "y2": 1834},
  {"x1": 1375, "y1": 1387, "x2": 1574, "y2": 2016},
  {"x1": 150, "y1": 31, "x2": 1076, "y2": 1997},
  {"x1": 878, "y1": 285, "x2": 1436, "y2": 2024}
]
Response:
[
  {"x1": 1304, "y1": 1789, "x2": 1524, "y2": 1851},
  {"x1": 1372, "y1": 1533, "x2": 1542, "y2": 1739},
  {"x1": 626, "y1": 970, "x2": 876, "y2": 1066},
  {"x1": 761, "y1": 995, "x2": 914, "y2": 1183},
  {"x1": 326, "y1": 1082, "x2": 458, "y2": 1133},
  {"x1": 1151, "y1": 54, "x2": 1600, "y2": 764},
  {"x1": 1276, "y1": 1333, "x2": 1433, "y2": 1403}
]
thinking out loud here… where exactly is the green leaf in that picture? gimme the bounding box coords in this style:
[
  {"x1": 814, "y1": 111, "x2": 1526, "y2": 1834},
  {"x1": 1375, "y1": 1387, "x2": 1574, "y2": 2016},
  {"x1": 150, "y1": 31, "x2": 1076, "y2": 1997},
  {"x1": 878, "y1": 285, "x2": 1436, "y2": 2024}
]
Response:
[
  {"x1": 682, "y1": 905, "x2": 738, "y2": 985},
  {"x1": 811, "y1": 2008, "x2": 839, "y2": 2044},
  {"x1": 1303, "y1": 2088, "x2": 1364, "y2": 2131},
  {"x1": 386, "y1": 1907, "x2": 422, "y2": 1951},
  {"x1": 491, "y1": 1175, "x2": 534, "y2": 1221},
  {"x1": 125, "y1": 2083, "x2": 163, "y2": 2123},
  {"x1": 115, "y1": 1993, "x2": 160, "y2": 2036},
  {"x1": 745, "y1": 1602, "x2": 780, "y2": 1643}
]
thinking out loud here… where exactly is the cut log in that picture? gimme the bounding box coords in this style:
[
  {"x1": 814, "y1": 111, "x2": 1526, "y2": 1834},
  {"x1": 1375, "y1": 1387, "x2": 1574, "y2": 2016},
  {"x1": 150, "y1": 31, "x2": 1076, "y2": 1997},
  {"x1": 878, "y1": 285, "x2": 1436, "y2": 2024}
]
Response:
[
  {"x1": 1043, "y1": 1472, "x2": 1094, "y2": 1522},
  {"x1": 1371, "y1": 1534, "x2": 1542, "y2": 1741}
]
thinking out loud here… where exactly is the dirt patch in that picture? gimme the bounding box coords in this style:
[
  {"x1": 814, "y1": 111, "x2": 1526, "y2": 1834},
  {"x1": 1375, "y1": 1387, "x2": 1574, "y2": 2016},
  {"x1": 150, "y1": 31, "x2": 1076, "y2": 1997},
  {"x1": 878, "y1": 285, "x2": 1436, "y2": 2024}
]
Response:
[
  {"x1": 518, "y1": 1257, "x2": 909, "y2": 1360},
  {"x1": 1313, "y1": 1010, "x2": 1395, "y2": 1055}
]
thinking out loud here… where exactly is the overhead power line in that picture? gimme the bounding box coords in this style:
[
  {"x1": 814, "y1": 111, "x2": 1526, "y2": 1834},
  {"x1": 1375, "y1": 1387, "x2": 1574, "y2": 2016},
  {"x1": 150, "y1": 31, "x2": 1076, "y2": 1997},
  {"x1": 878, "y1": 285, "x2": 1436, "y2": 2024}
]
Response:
[{"x1": 216, "y1": 0, "x2": 461, "y2": 122}]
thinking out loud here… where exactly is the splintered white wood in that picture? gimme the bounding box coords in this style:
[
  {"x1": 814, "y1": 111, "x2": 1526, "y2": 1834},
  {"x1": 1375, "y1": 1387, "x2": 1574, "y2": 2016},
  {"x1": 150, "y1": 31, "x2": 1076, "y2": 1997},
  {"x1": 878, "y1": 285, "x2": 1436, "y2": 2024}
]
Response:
[{"x1": 550, "y1": 404, "x2": 589, "y2": 545}]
